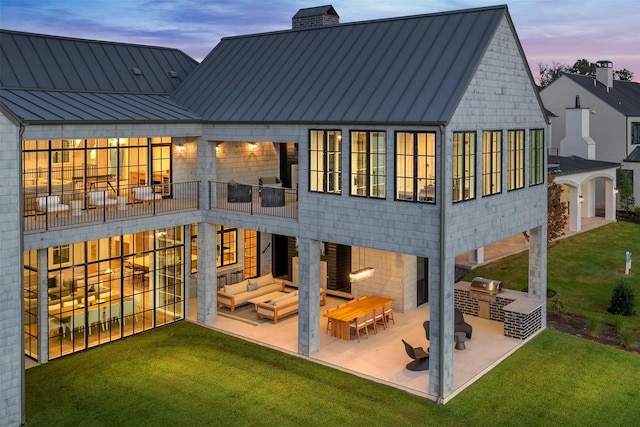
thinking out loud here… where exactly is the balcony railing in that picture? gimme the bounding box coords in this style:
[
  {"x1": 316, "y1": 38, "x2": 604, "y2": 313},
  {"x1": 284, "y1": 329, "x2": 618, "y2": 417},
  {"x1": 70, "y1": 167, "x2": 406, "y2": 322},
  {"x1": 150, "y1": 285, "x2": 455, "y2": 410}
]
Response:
[
  {"x1": 23, "y1": 181, "x2": 199, "y2": 233},
  {"x1": 211, "y1": 181, "x2": 298, "y2": 220}
]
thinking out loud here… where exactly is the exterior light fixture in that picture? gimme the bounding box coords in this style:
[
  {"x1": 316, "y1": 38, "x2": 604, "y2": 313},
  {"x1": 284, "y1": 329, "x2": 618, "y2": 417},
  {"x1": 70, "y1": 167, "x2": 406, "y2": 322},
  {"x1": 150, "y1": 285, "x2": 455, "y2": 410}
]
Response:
[
  {"x1": 578, "y1": 194, "x2": 584, "y2": 204},
  {"x1": 349, "y1": 267, "x2": 375, "y2": 283},
  {"x1": 249, "y1": 142, "x2": 257, "y2": 150},
  {"x1": 176, "y1": 144, "x2": 186, "y2": 153},
  {"x1": 613, "y1": 187, "x2": 619, "y2": 195},
  {"x1": 216, "y1": 142, "x2": 222, "y2": 154}
]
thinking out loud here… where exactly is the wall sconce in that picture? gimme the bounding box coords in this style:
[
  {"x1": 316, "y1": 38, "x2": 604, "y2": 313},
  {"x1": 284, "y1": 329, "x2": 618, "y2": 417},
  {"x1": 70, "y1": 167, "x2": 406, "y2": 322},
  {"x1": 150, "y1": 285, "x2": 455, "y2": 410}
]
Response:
[
  {"x1": 349, "y1": 267, "x2": 375, "y2": 283},
  {"x1": 578, "y1": 195, "x2": 584, "y2": 204},
  {"x1": 613, "y1": 187, "x2": 619, "y2": 195},
  {"x1": 249, "y1": 142, "x2": 257, "y2": 150},
  {"x1": 176, "y1": 144, "x2": 186, "y2": 154},
  {"x1": 216, "y1": 142, "x2": 223, "y2": 154}
]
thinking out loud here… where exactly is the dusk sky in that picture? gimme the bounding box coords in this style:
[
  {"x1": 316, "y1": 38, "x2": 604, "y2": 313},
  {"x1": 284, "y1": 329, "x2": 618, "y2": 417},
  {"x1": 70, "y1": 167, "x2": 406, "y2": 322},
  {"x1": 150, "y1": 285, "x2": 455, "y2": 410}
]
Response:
[{"x1": 1, "y1": 0, "x2": 638, "y2": 82}]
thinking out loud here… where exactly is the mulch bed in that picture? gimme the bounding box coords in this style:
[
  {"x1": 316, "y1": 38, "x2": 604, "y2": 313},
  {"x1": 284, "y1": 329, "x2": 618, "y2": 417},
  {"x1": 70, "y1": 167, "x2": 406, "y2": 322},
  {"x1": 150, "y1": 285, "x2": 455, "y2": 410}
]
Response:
[{"x1": 547, "y1": 311, "x2": 639, "y2": 354}]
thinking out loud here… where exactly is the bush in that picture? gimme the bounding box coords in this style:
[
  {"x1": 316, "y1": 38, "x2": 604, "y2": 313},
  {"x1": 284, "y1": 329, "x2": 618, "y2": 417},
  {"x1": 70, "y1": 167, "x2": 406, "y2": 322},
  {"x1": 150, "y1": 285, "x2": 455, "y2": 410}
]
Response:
[
  {"x1": 608, "y1": 281, "x2": 636, "y2": 316},
  {"x1": 586, "y1": 317, "x2": 600, "y2": 337},
  {"x1": 621, "y1": 329, "x2": 637, "y2": 348}
]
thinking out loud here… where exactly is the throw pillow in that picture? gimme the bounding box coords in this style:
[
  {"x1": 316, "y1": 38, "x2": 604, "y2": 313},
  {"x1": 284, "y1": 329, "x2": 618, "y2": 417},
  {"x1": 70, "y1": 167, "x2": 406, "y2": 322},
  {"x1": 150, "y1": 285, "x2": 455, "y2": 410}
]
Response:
[{"x1": 247, "y1": 282, "x2": 259, "y2": 291}]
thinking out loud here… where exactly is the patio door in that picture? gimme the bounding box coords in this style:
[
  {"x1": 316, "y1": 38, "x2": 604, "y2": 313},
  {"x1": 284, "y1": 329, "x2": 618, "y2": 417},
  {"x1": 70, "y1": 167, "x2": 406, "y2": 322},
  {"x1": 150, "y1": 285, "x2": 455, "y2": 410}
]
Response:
[
  {"x1": 151, "y1": 144, "x2": 171, "y2": 197},
  {"x1": 417, "y1": 257, "x2": 428, "y2": 305}
]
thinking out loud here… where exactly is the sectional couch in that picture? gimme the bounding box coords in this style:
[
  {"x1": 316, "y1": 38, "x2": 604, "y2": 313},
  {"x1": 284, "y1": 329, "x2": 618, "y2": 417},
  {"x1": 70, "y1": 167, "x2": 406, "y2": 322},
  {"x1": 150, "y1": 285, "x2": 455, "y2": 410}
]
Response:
[
  {"x1": 256, "y1": 288, "x2": 326, "y2": 323},
  {"x1": 216, "y1": 272, "x2": 284, "y2": 311}
]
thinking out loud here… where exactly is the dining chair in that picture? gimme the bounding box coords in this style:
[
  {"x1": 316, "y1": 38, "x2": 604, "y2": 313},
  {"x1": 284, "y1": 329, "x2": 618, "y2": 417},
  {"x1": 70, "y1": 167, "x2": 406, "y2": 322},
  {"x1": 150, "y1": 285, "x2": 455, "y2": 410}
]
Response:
[
  {"x1": 337, "y1": 302, "x2": 348, "y2": 309},
  {"x1": 383, "y1": 301, "x2": 395, "y2": 326},
  {"x1": 87, "y1": 307, "x2": 100, "y2": 335},
  {"x1": 373, "y1": 306, "x2": 386, "y2": 330},
  {"x1": 357, "y1": 296, "x2": 368, "y2": 301},
  {"x1": 325, "y1": 308, "x2": 335, "y2": 334},
  {"x1": 364, "y1": 310, "x2": 377, "y2": 335},
  {"x1": 350, "y1": 315, "x2": 369, "y2": 342}
]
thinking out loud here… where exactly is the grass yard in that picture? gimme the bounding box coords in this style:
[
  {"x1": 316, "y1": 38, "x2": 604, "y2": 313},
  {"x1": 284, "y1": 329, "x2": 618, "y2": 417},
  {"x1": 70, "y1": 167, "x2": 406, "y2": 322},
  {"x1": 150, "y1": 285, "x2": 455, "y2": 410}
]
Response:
[
  {"x1": 464, "y1": 221, "x2": 640, "y2": 331},
  {"x1": 26, "y1": 321, "x2": 640, "y2": 426}
]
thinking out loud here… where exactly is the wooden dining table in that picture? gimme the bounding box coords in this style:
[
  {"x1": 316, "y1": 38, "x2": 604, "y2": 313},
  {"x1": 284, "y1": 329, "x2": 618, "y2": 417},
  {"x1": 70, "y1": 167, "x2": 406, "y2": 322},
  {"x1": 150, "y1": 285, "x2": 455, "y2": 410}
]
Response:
[{"x1": 323, "y1": 295, "x2": 394, "y2": 340}]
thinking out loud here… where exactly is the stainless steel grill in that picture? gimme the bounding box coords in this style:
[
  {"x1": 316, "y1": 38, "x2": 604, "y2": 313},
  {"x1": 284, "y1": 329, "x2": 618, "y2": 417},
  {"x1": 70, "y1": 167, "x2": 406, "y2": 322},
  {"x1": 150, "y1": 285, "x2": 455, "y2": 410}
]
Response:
[{"x1": 469, "y1": 277, "x2": 502, "y2": 303}]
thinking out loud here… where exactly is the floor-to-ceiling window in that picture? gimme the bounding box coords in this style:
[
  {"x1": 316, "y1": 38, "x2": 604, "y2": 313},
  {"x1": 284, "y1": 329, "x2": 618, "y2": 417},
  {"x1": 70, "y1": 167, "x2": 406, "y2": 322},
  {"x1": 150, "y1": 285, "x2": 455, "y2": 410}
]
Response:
[
  {"x1": 529, "y1": 129, "x2": 545, "y2": 186},
  {"x1": 22, "y1": 137, "x2": 171, "y2": 215},
  {"x1": 25, "y1": 227, "x2": 185, "y2": 361}
]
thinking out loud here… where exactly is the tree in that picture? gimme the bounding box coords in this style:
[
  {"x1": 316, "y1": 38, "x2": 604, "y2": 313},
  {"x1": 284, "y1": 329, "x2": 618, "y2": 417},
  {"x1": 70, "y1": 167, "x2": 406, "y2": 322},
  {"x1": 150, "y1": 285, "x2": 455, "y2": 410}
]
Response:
[
  {"x1": 618, "y1": 169, "x2": 636, "y2": 212},
  {"x1": 538, "y1": 62, "x2": 569, "y2": 89},
  {"x1": 538, "y1": 59, "x2": 634, "y2": 88},
  {"x1": 548, "y1": 174, "x2": 568, "y2": 242}
]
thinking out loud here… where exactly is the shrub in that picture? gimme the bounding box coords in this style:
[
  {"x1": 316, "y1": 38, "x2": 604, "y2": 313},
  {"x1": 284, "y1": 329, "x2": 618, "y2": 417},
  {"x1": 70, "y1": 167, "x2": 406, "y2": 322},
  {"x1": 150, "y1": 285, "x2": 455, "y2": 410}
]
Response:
[
  {"x1": 549, "y1": 295, "x2": 565, "y2": 317},
  {"x1": 621, "y1": 329, "x2": 637, "y2": 348},
  {"x1": 608, "y1": 281, "x2": 636, "y2": 316},
  {"x1": 586, "y1": 317, "x2": 600, "y2": 337},
  {"x1": 613, "y1": 315, "x2": 625, "y2": 333}
]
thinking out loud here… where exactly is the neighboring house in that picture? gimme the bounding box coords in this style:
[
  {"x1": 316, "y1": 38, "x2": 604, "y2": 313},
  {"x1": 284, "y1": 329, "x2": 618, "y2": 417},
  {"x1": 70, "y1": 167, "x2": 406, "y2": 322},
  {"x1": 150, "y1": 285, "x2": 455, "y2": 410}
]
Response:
[
  {"x1": 0, "y1": 5, "x2": 548, "y2": 425},
  {"x1": 541, "y1": 62, "x2": 640, "y2": 209}
]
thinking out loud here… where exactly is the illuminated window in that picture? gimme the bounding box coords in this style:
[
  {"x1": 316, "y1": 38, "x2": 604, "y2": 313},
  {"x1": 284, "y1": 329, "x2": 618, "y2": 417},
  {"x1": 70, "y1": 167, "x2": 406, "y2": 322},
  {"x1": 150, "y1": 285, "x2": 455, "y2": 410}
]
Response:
[
  {"x1": 507, "y1": 130, "x2": 525, "y2": 190},
  {"x1": 529, "y1": 129, "x2": 545, "y2": 186},
  {"x1": 452, "y1": 132, "x2": 476, "y2": 202},
  {"x1": 482, "y1": 130, "x2": 502, "y2": 196},
  {"x1": 350, "y1": 131, "x2": 386, "y2": 198},
  {"x1": 395, "y1": 131, "x2": 436, "y2": 203},
  {"x1": 310, "y1": 130, "x2": 342, "y2": 194}
]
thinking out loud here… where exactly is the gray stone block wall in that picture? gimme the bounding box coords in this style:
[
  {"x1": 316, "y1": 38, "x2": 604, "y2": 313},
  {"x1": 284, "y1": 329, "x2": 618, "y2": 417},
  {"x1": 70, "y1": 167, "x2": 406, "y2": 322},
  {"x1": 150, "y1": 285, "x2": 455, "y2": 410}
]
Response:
[{"x1": 0, "y1": 113, "x2": 24, "y2": 426}]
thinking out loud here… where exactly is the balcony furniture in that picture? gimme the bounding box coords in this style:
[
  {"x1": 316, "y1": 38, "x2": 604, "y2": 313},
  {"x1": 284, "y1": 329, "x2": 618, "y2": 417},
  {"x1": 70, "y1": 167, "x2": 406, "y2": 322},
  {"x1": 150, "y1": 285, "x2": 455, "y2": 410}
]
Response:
[
  {"x1": 227, "y1": 180, "x2": 252, "y2": 203},
  {"x1": 402, "y1": 339, "x2": 430, "y2": 371},
  {"x1": 132, "y1": 186, "x2": 162, "y2": 205},
  {"x1": 259, "y1": 176, "x2": 282, "y2": 188},
  {"x1": 261, "y1": 186, "x2": 285, "y2": 207},
  {"x1": 117, "y1": 195, "x2": 128, "y2": 210},
  {"x1": 35, "y1": 195, "x2": 70, "y2": 217},
  {"x1": 69, "y1": 199, "x2": 83, "y2": 216},
  {"x1": 87, "y1": 190, "x2": 117, "y2": 210}
]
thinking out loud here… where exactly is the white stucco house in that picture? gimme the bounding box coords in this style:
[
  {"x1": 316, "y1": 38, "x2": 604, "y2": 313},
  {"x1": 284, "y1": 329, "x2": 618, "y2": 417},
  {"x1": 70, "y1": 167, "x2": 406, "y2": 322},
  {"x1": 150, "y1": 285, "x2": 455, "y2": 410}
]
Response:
[
  {"x1": 0, "y1": 5, "x2": 548, "y2": 425},
  {"x1": 541, "y1": 62, "x2": 640, "y2": 211}
]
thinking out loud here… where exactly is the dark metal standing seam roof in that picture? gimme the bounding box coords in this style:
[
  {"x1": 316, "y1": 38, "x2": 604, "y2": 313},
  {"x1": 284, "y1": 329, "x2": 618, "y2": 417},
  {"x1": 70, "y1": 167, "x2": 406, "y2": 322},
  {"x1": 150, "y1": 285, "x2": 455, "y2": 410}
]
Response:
[
  {"x1": 0, "y1": 29, "x2": 200, "y2": 123},
  {"x1": 562, "y1": 74, "x2": 640, "y2": 116},
  {"x1": 548, "y1": 155, "x2": 620, "y2": 176},
  {"x1": 172, "y1": 6, "x2": 507, "y2": 124}
]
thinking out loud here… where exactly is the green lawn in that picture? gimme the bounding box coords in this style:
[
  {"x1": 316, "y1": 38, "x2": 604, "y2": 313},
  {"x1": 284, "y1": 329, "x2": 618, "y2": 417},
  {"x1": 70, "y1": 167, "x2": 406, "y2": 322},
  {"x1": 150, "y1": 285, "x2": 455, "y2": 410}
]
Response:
[
  {"x1": 464, "y1": 221, "x2": 640, "y2": 331},
  {"x1": 26, "y1": 322, "x2": 640, "y2": 426}
]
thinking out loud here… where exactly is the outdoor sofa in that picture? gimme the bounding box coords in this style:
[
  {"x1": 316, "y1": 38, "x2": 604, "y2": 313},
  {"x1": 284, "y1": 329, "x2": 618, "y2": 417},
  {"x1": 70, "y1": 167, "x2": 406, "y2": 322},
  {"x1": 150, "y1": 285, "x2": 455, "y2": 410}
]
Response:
[{"x1": 216, "y1": 272, "x2": 284, "y2": 311}]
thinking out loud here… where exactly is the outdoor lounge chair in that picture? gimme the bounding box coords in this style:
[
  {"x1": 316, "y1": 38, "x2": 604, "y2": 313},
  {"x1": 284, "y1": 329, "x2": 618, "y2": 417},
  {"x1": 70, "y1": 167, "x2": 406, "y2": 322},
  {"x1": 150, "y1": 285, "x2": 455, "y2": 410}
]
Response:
[
  {"x1": 423, "y1": 308, "x2": 473, "y2": 340},
  {"x1": 402, "y1": 339, "x2": 429, "y2": 371}
]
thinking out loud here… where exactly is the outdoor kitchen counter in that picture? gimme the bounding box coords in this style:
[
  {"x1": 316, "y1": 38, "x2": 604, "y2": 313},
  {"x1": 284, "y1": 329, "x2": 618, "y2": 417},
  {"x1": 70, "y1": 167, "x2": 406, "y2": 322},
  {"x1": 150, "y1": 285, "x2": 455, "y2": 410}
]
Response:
[{"x1": 454, "y1": 282, "x2": 545, "y2": 339}]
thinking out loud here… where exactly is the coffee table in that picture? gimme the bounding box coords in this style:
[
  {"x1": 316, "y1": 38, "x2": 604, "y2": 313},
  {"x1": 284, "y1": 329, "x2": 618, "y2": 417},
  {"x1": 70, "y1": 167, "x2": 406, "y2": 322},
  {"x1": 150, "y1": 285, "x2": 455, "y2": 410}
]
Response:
[{"x1": 247, "y1": 291, "x2": 288, "y2": 310}]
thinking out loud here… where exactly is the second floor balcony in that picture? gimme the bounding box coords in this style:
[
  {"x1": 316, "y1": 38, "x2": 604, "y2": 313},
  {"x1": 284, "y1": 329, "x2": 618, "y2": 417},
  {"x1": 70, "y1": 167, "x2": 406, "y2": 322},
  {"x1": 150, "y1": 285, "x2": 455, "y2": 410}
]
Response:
[
  {"x1": 23, "y1": 181, "x2": 200, "y2": 233},
  {"x1": 210, "y1": 181, "x2": 298, "y2": 220}
]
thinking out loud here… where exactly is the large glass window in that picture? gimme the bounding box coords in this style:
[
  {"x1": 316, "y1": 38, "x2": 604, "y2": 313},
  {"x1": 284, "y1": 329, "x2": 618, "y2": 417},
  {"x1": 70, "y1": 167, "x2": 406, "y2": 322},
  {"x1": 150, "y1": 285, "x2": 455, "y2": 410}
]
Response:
[
  {"x1": 244, "y1": 229, "x2": 258, "y2": 279},
  {"x1": 217, "y1": 226, "x2": 237, "y2": 267},
  {"x1": 632, "y1": 122, "x2": 640, "y2": 145},
  {"x1": 350, "y1": 131, "x2": 386, "y2": 198},
  {"x1": 529, "y1": 129, "x2": 545, "y2": 186},
  {"x1": 507, "y1": 130, "x2": 525, "y2": 191},
  {"x1": 22, "y1": 137, "x2": 169, "y2": 215},
  {"x1": 482, "y1": 130, "x2": 502, "y2": 196},
  {"x1": 396, "y1": 131, "x2": 436, "y2": 203},
  {"x1": 34, "y1": 228, "x2": 184, "y2": 361},
  {"x1": 310, "y1": 130, "x2": 342, "y2": 194},
  {"x1": 453, "y1": 131, "x2": 476, "y2": 202}
]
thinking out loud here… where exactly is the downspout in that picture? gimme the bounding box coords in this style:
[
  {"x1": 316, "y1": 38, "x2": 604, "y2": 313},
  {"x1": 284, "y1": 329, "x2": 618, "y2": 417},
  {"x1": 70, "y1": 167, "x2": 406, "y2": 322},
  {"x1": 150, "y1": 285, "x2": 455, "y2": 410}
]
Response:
[
  {"x1": 19, "y1": 122, "x2": 26, "y2": 426},
  {"x1": 437, "y1": 123, "x2": 446, "y2": 405}
]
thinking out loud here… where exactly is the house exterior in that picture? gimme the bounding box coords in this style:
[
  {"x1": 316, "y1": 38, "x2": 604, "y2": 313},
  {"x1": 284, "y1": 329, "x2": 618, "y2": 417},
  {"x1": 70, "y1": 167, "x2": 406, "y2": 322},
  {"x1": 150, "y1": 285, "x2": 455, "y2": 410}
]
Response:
[
  {"x1": 0, "y1": 5, "x2": 548, "y2": 425},
  {"x1": 541, "y1": 62, "x2": 640, "y2": 209}
]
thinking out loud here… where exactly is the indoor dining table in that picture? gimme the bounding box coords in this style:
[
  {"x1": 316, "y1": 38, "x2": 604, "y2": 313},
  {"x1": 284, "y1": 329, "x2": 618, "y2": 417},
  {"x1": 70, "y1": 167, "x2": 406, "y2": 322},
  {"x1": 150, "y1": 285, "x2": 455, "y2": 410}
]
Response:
[{"x1": 323, "y1": 295, "x2": 394, "y2": 340}]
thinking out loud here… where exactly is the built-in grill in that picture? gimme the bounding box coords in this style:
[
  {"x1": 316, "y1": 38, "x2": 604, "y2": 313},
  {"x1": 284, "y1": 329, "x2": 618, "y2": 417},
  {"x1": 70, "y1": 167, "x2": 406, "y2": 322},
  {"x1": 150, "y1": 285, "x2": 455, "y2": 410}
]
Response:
[{"x1": 469, "y1": 277, "x2": 502, "y2": 319}]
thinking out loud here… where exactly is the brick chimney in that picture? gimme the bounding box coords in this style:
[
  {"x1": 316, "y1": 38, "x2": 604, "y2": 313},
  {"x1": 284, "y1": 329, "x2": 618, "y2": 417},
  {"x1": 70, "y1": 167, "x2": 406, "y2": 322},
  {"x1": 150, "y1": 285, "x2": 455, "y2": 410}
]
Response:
[
  {"x1": 595, "y1": 60, "x2": 613, "y2": 90},
  {"x1": 292, "y1": 5, "x2": 339, "y2": 29}
]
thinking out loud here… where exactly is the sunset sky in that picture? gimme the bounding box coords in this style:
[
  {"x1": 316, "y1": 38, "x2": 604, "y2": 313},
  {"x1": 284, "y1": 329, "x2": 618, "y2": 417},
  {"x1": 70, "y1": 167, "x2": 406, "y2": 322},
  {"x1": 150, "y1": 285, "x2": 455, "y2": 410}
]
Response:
[{"x1": 2, "y1": 0, "x2": 638, "y2": 82}]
